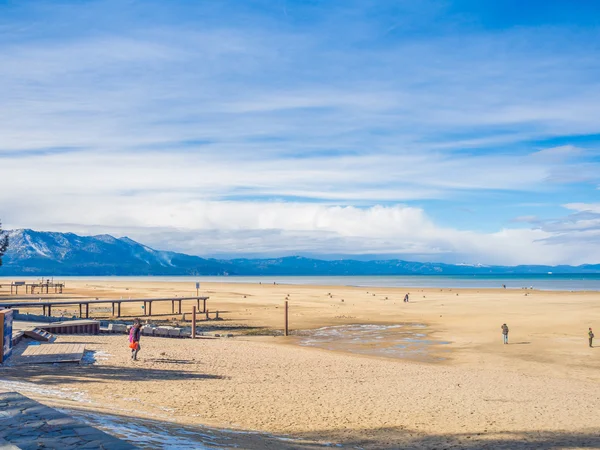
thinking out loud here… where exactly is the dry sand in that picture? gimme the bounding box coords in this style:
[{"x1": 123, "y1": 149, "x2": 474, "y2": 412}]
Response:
[{"x1": 1, "y1": 280, "x2": 600, "y2": 449}]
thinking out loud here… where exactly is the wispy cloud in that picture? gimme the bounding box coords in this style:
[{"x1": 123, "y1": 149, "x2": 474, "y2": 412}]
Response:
[{"x1": 1, "y1": 1, "x2": 600, "y2": 264}]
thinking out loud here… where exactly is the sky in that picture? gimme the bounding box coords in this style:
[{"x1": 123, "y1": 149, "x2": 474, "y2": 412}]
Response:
[{"x1": 1, "y1": 0, "x2": 600, "y2": 265}]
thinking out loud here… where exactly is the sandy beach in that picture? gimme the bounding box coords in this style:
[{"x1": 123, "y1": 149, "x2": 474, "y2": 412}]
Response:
[{"x1": 1, "y1": 280, "x2": 600, "y2": 448}]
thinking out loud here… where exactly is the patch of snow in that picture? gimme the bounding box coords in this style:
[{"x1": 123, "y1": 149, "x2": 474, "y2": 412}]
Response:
[
  {"x1": 0, "y1": 379, "x2": 90, "y2": 403},
  {"x1": 22, "y1": 234, "x2": 51, "y2": 257},
  {"x1": 82, "y1": 350, "x2": 112, "y2": 365}
]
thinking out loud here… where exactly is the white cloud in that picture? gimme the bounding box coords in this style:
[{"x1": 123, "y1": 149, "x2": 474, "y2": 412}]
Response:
[
  {"x1": 530, "y1": 145, "x2": 582, "y2": 162},
  {"x1": 3, "y1": 193, "x2": 599, "y2": 265},
  {"x1": 1, "y1": 2, "x2": 600, "y2": 265},
  {"x1": 564, "y1": 203, "x2": 600, "y2": 214}
]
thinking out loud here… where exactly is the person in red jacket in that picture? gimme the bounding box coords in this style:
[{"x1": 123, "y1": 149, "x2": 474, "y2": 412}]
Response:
[{"x1": 129, "y1": 320, "x2": 142, "y2": 360}]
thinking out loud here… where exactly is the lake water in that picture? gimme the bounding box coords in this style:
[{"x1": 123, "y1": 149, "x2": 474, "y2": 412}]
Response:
[{"x1": 2, "y1": 274, "x2": 600, "y2": 291}]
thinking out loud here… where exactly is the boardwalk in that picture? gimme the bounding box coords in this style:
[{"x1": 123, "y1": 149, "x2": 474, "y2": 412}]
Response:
[
  {"x1": 0, "y1": 296, "x2": 209, "y2": 319},
  {"x1": 0, "y1": 392, "x2": 136, "y2": 449}
]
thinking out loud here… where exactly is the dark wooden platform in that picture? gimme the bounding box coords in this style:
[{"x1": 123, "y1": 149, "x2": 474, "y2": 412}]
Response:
[
  {"x1": 14, "y1": 319, "x2": 100, "y2": 335},
  {"x1": 12, "y1": 343, "x2": 86, "y2": 365}
]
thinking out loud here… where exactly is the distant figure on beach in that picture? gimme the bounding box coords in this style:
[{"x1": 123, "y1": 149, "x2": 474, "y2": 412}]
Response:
[
  {"x1": 589, "y1": 328, "x2": 595, "y2": 348},
  {"x1": 129, "y1": 319, "x2": 142, "y2": 360},
  {"x1": 502, "y1": 284, "x2": 506, "y2": 289},
  {"x1": 404, "y1": 294, "x2": 409, "y2": 303},
  {"x1": 501, "y1": 323, "x2": 509, "y2": 344}
]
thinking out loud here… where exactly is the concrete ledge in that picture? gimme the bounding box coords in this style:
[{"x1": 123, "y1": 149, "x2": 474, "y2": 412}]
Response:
[{"x1": 0, "y1": 392, "x2": 136, "y2": 449}]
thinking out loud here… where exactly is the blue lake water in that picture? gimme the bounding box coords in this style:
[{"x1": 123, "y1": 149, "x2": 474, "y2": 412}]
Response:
[{"x1": 2, "y1": 274, "x2": 599, "y2": 291}]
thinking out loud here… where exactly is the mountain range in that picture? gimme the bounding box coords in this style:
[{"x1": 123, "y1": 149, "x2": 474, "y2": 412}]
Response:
[{"x1": 1, "y1": 229, "x2": 599, "y2": 276}]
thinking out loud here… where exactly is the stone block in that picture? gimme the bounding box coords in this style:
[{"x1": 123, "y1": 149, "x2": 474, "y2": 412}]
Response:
[
  {"x1": 155, "y1": 326, "x2": 171, "y2": 337},
  {"x1": 167, "y1": 328, "x2": 181, "y2": 338},
  {"x1": 141, "y1": 326, "x2": 155, "y2": 336},
  {"x1": 110, "y1": 324, "x2": 128, "y2": 333}
]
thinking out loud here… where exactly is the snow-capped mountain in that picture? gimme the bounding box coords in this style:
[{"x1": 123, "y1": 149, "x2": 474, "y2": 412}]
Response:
[
  {"x1": 2, "y1": 229, "x2": 229, "y2": 275},
  {"x1": 1, "y1": 229, "x2": 598, "y2": 276}
]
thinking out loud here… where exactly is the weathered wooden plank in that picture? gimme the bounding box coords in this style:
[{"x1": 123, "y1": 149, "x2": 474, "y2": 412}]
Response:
[{"x1": 16, "y1": 343, "x2": 85, "y2": 365}]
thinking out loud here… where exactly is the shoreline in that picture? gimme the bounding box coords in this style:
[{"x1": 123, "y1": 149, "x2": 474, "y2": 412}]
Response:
[{"x1": 2, "y1": 274, "x2": 600, "y2": 292}]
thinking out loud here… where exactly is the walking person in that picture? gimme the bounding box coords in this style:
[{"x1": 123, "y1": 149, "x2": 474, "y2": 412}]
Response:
[
  {"x1": 129, "y1": 320, "x2": 142, "y2": 360},
  {"x1": 501, "y1": 323, "x2": 509, "y2": 344},
  {"x1": 589, "y1": 328, "x2": 595, "y2": 348},
  {"x1": 404, "y1": 293, "x2": 409, "y2": 303}
]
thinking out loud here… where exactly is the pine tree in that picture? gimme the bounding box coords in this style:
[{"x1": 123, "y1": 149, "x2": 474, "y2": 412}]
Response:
[{"x1": 0, "y1": 221, "x2": 8, "y2": 267}]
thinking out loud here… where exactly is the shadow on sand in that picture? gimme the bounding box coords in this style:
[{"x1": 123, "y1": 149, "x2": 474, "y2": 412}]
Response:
[
  {"x1": 295, "y1": 427, "x2": 600, "y2": 449},
  {"x1": 54, "y1": 411, "x2": 600, "y2": 450},
  {"x1": 1, "y1": 363, "x2": 224, "y2": 386}
]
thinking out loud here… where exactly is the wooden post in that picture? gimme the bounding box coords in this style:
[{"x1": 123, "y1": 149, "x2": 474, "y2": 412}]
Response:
[
  {"x1": 284, "y1": 300, "x2": 289, "y2": 336},
  {"x1": 171, "y1": 300, "x2": 174, "y2": 314},
  {"x1": 205, "y1": 309, "x2": 209, "y2": 320},
  {"x1": 149, "y1": 301, "x2": 152, "y2": 316},
  {"x1": 192, "y1": 306, "x2": 196, "y2": 339},
  {"x1": 178, "y1": 299, "x2": 182, "y2": 314},
  {"x1": 112, "y1": 302, "x2": 115, "y2": 316},
  {"x1": 79, "y1": 304, "x2": 82, "y2": 318},
  {"x1": 118, "y1": 302, "x2": 121, "y2": 318},
  {"x1": 203, "y1": 298, "x2": 206, "y2": 313},
  {"x1": 48, "y1": 304, "x2": 52, "y2": 317},
  {"x1": 85, "y1": 303, "x2": 89, "y2": 319}
]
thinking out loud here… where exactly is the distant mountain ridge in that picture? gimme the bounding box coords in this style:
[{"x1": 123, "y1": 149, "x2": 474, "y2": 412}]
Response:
[{"x1": 1, "y1": 229, "x2": 599, "y2": 276}]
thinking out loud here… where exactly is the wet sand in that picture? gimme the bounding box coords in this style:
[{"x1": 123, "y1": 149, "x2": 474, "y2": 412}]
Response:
[{"x1": 1, "y1": 280, "x2": 600, "y2": 448}]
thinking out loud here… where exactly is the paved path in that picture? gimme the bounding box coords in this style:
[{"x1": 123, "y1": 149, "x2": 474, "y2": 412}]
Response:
[{"x1": 0, "y1": 392, "x2": 136, "y2": 449}]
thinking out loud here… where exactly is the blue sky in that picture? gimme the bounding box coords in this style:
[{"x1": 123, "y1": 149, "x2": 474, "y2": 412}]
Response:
[{"x1": 1, "y1": 0, "x2": 599, "y2": 264}]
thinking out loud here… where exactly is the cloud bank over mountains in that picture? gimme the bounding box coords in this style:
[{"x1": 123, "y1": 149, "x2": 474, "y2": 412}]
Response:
[{"x1": 1, "y1": 1, "x2": 600, "y2": 265}]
